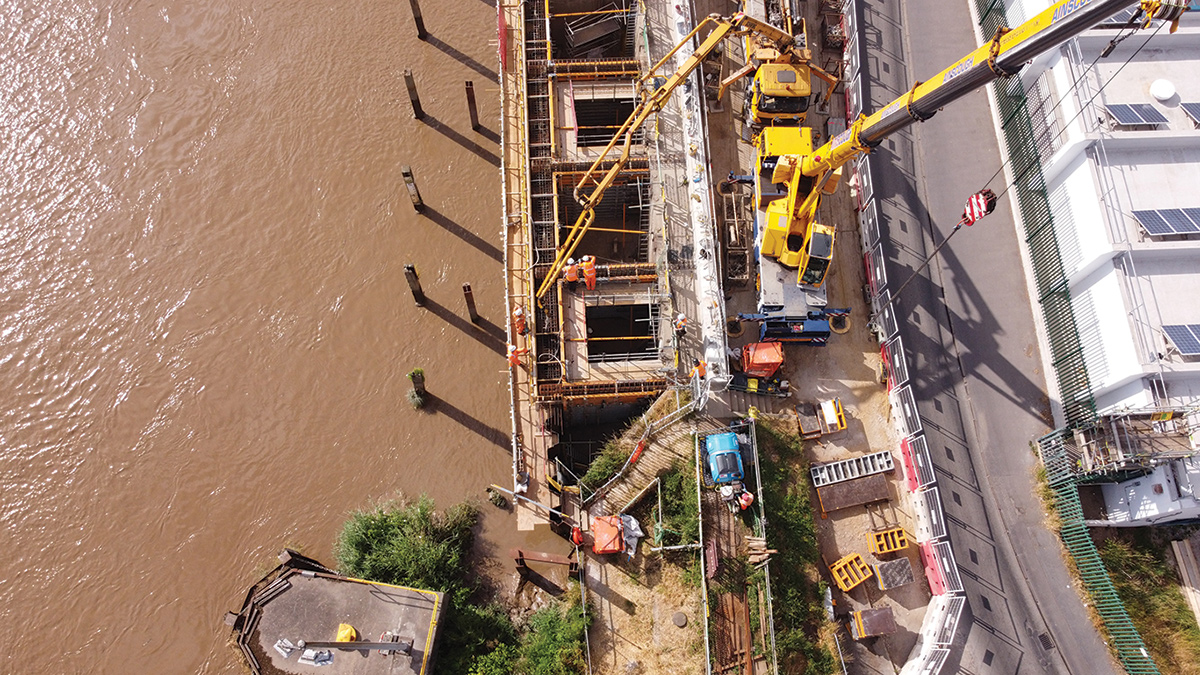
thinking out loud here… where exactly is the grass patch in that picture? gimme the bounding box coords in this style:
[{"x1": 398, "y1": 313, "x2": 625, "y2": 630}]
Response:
[
  {"x1": 579, "y1": 391, "x2": 689, "y2": 497},
  {"x1": 1032, "y1": 462, "x2": 1060, "y2": 531},
  {"x1": 655, "y1": 459, "x2": 700, "y2": 547},
  {"x1": 579, "y1": 439, "x2": 630, "y2": 494},
  {"x1": 1099, "y1": 534, "x2": 1200, "y2": 675},
  {"x1": 756, "y1": 417, "x2": 836, "y2": 675},
  {"x1": 335, "y1": 495, "x2": 589, "y2": 675}
]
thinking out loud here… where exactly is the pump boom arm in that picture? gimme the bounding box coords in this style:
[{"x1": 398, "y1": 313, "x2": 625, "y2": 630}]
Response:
[{"x1": 534, "y1": 13, "x2": 805, "y2": 300}]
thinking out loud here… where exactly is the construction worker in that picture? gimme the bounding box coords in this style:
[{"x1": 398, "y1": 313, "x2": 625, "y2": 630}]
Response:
[
  {"x1": 512, "y1": 305, "x2": 528, "y2": 336},
  {"x1": 563, "y1": 258, "x2": 579, "y2": 291},
  {"x1": 580, "y1": 255, "x2": 597, "y2": 291},
  {"x1": 690, "y1": 358, "x2": 707, "y2": 380},
  {"x1": 673, "y1": 312, "x2": 688, "y2": 340},
  {"x1": 507, "y1": 344, "x2": 528, "y2": 368}
]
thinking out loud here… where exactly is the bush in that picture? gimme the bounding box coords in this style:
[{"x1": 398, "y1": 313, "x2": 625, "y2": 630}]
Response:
[
  {"x1": 579, "y1": 439, "x2": 631, "y2": 495},
  {"x1": 334, "y1": 496, "x2": 514, "y2": 674},
  {"x1": 334, "y1": 495, "x2": 594, "y2": 675},
  {"x1": 335, "y1": 495, "x2": 476, "y2": 591},
  {"x1": 518, "y1": 586, "x2": 590, "y2": 675},
  {"x1": 1100, "y1": 536, "x2": 1200, "y2": 675}
]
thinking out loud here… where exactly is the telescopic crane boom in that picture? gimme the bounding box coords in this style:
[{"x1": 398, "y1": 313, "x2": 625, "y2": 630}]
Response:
[
  {"x1": 534, "y1": 12, "x2": 823, "y2": 301},
  {"x1": 762, "y1": 0, "x2": 1188, "y2": 288}
]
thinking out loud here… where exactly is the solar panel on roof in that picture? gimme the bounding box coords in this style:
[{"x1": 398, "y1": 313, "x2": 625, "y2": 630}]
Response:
[
  {"x1": 1106, "y1": 103, "x2": 1167, "y2": 125},
  {"x1": 1161, "y1": 209, "x2": 1199, "y2": 233},
  {"x1": 1106, "y1": 104, "x2": 1145, "y2": 125},
  {"x1": 1182, "y1": 103, "x2": 1200, "y2": 125},
  {"x1": 1134, "y1": 210, "x2": 1175, "y2": 236},
  {"x1": 1130, "y1": 103, "x2": 1168, "y2": 124},
  {"x1": 1163, "y1": 324, "x2": 1200, "y2": 356},
  {"x1": 1184, "y1": 208, "x2": 1200, "y2": 228}
]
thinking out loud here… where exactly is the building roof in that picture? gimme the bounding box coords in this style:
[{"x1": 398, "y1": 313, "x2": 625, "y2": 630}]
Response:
[{"x1": 229, "y1": 551, "x2": 445, "y2": 675}]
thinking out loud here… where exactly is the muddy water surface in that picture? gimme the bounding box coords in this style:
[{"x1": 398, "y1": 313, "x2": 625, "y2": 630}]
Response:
[{"x1": 0, "y1": 1, "x2": 542, "y2": 671}]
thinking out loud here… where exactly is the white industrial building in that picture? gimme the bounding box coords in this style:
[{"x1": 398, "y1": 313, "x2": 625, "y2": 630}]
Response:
[
  {"x1": 1011, "y1": 2, "x2": 1200, "y2": 411},
  {"x1": 1000, "y1": 1, "x2": 1200, "y2": 524}
]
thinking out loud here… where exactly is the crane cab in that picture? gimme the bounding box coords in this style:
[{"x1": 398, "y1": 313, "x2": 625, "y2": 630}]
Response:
[
  {"x1": 761, "y1": 200, "x2": 836, "y2": 288},
  {"x1": 749, "y1": 63, "x2": 812, "y2": 126}
]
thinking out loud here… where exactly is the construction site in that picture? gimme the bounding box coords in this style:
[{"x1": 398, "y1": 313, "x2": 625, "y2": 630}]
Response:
[
  {"x1": 494, "y1": 0, "x2": 947, "y2": 672},
  {"x1": 492, "y1": 0, "x2": 1200, "y2": 672}
]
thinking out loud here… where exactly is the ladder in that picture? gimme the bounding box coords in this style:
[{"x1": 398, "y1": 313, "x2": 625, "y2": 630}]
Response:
[{"x1": 810, "y1": 450, "x2": 894, "y2": 488}]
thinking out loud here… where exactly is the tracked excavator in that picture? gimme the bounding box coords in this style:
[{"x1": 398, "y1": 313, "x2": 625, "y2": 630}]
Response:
[
  {"x1": 759, "y1": 0, "x2": 1189, "y2": 294},
  {"x1": 534, "y1": 12, "x2": 833, "y2": 301}
]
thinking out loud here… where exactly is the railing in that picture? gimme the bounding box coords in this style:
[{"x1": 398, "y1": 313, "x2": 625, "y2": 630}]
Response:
[{"x1": 1037, "y1": 430, "x2": 1161, "y2": 674}]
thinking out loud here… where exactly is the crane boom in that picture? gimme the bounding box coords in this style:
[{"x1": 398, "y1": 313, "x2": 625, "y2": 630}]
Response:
[
  {"x1": 803, "y1": 0, "x2": 1185, "y2": 179},
  {"x1": 762, "y1": 0, "x2": 1187, "y2": 289},
  {"x1": 534, "y1": 12, "x2": 810, "y2": 301}
]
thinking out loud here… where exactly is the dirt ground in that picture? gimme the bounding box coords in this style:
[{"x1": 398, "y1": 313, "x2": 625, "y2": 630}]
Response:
[{"x1": 585, "y1": 550, "x2": 707, "y2": 675}]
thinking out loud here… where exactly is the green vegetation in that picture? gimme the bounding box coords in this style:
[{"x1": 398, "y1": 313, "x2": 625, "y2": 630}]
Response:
[
  {"x1": 1099, "y1": 535, "x2": 1200, "y2": 675},
  {"x1": 407, "y1": 368, "x2": 427, "y2": 409},
  {"x1": 517, "y1": 585, "x2": 591, "y2": 675},
  {"x1": 579, "y1": 391, "x2": 689, "y2": 498},
  {"x1": 334, "y1": 495, "x2": 589, "y2": 675},
  {"x1": 655, "y1": 459, "x2": 700, "y2": 547},
  {"x1": 579, "y1": 439, "x2": 630, "y2": 495},
  {"x1": 755, "y1": 418, "x2": 837, "y2": 675}
]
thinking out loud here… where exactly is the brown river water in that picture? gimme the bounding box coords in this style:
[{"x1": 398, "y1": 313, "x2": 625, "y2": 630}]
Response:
[{"x1": 0, "y1": 1, "x2": 549, "y2": 671}]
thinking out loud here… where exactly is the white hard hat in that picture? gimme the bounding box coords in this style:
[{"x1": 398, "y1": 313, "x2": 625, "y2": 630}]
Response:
[
  {"x1": 677, "y1": 313, "x2": 686, "y2": 321},
  {"x1": 567, "y1": 258, "x2": 575, "y2": 265}
]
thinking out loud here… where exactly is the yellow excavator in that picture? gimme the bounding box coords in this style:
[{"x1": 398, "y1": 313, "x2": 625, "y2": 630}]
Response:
[
  {"x1": 761, "y1": 0, "x2": 1189, "y2": 289},
  {"x1": 534, "y1": 12, "x2": 831, "y2": 301}
]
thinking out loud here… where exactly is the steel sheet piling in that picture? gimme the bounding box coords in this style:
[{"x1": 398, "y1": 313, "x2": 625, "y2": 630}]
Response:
[{"x1": 465, "y1": 81, "x2": 480, "y2": 131}]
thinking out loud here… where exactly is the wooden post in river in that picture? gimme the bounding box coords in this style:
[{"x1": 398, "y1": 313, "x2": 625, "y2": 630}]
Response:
[
  {"x1": 462, "y1": 283, "x2": 479, "y2": 323},
  {"x1": 465, "y1": 81, "x2": 480, "y2": 131},
  {"x1": 404, "y1": 264, "x2": 425, "y2": 307},
  {"x1": 407, "y1": 0, "x2": 427, "y2": 40},
  {"x1": 401, "y1": 165, "x2": 424, "y2": 212},
  {"x1": 403, "y1": 69, "x2": 424, "y2": 120}
]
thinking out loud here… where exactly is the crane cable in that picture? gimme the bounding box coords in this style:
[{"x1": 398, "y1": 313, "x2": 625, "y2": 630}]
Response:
[{"x1": 979, "y1": 17, "x2": 1167, "y2": 203}]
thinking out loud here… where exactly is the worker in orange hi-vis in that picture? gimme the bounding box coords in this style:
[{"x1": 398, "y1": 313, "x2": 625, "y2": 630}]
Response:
[
  {"x1": 580, "y1": 255, "x2": 597, "y2": 291},
  {"x1": 512, "y1": 305, "x2": 529, "y2": 336},
  {"x1": 562, "y1": 258, "x2": 579, "y2": 291},
  {"x1": 507, "y1": 344, "x2": 528, "y2": 368},
  {"x1": 673, "y1": 312, "x2": 688, "y2": 340},
  {"x1": 690, "y1": 358, "x2": 707, "y2": 380}
]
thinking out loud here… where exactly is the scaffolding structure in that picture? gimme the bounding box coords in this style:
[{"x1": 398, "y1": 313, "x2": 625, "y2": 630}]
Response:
[
  {"x1": 513, "y1": 0, "x2": 670, "y2": 410},
  {"x1": 502, "y1": 0, "x2": 680, "y2": 531},
  {"x1": 1069, "y1": 406, "x2": 1200, "y2": 479}
]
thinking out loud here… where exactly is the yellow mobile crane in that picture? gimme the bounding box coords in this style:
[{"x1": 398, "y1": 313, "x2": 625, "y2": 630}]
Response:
[
  {"x1": 534, "y1": 12, "x2": 829, "y2": 301},
  {"x1": 761, "y1": 0, "x2": 1188, "y2": 290}
]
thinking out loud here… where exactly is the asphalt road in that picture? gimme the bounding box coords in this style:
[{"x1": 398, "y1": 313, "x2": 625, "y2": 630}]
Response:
[{"x1": 856, "y1": 0, "x2": 1120, "y2": 673}]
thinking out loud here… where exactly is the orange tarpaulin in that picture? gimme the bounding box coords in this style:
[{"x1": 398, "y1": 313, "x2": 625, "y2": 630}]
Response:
[
  {"x1": 742, "y1": 342, "x2": 784, "y2": 378},
  {"x1": 592, "y1": 515, "x2": 624, "y2": 554}
]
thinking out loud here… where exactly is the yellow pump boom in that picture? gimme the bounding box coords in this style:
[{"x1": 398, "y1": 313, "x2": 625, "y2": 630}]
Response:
[
  {"x1": 534, "y1": 12, "x2": 817, "y2": 301},
  {"x1": 762, "y1": 0, "x2": 1188, "y2": 288}
]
